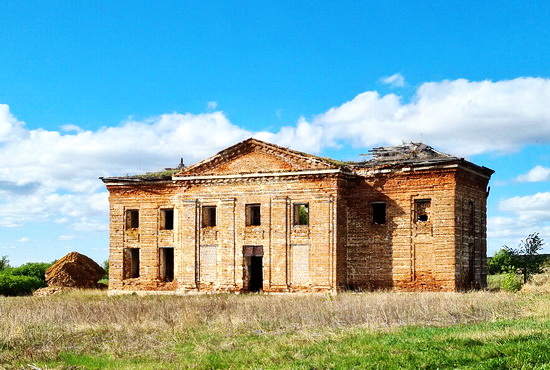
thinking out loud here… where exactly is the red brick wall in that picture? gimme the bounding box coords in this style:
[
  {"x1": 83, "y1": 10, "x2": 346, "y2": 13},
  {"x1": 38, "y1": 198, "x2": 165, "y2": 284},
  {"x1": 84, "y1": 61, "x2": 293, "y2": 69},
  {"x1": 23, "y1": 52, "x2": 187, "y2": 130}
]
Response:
[
  {"x1": 454, "y1": 167, "x2": 490, "y2": 290},
  {"x1": 346, "y1": 168, "x2": 460, "y2": 291},
  {"x1": 106, "y1": 164, "x2": 491, "y2": 293},
  {"x1": 107, "y1": 174, "x2": 342, "y2": 293}
]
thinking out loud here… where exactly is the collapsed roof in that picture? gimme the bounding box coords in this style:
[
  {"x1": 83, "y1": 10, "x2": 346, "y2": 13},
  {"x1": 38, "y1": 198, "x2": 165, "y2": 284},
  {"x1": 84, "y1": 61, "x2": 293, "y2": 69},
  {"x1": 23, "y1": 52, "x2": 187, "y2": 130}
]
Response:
[
  {"x1": 100, "y1": 139, "x2": 493, "y2": 183},
  {"x1": 353, "y1": 142, "x2": 457, "y2": 167}
]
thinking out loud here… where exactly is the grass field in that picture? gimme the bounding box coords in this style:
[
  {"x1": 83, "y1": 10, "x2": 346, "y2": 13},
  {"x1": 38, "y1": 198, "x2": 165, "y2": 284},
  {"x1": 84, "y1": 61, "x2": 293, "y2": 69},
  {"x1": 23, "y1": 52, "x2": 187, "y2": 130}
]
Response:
[{"x1": 1, "y1": 279, "x2": 549, "y2": 369}]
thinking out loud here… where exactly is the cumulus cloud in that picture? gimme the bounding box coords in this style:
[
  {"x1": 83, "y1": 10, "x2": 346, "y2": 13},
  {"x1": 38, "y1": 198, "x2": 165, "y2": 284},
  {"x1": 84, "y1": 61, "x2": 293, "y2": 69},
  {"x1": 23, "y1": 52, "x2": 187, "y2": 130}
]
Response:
[
  {"x1": 488, "y1": 192, "x2": 550, "y2": 252},
  {"x1": 0, "y1": 106, "x2": 252, "y2": 229},
  {"x1": 0, "y1": 104, "x2": 26, "y2": 142},
  {"x1": 272, "y1": 77, "x2": 550, "y2": 157},
  {"x1": 499, "y1": 192, "x2": 550, "y2": 222},
  {"x1": 381, "y1": 73, "x2": 406, "y2": 87},
  {"x1": 0, "y1": 110, "x2": 251, "y2": 193},
  {"x1": 515, "y1": 165, "x2": 550, "y2": 182}
]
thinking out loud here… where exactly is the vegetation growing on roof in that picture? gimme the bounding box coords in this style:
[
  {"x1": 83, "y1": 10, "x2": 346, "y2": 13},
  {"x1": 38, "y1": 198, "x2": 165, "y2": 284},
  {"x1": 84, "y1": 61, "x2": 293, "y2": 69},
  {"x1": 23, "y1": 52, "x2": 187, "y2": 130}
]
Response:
[
  {"x1": 130, "y1": 169, "x2": 180, "y2": 180},
  {"x1": 315, "y1": 156, "x2": 349, "y2": 167}
]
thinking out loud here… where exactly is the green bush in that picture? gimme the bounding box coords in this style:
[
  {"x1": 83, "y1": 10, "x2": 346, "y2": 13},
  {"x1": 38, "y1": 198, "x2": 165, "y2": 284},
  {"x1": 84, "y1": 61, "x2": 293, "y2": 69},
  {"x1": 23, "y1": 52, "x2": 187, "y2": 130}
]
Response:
[
  {"x1": 7, "y1": 262, "x2": 52, "y2": 282},
  {"x1": 0, "y1": 273, "x2": 45, "y2": 296},
  {"x1": 501, "y1": 272, "x2": 523, "y2": 292},
  {"x1": 0, "y1": 260, "x2": 52, "y2": 296},
  {"x1": 488, "y1": 249, "x2": 514, "y2": 275}
]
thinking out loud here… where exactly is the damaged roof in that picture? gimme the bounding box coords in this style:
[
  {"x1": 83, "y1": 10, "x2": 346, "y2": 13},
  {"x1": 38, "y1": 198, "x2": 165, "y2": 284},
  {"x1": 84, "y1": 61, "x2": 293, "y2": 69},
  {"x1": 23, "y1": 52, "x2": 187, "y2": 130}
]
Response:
[
  {"x1": 100, "y1": 169, "x2": 180, "y2": 183},
  {"x1": 354, "y1": 142, "x2": 457, "y2": 167},
  {"x1": 349, "y1": 142, "x2": 494, "y2": 177},
  {"x1": 101, "y1": 140, "x2": 494, "y2": 184}
]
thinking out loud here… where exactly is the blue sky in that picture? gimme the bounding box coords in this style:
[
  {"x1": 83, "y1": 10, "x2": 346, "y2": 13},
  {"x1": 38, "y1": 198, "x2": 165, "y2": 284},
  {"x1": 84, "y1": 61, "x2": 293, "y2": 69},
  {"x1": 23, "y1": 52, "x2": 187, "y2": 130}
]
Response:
[{"x1": 1, "y1": 1, "x2": 549, "y2": 266}]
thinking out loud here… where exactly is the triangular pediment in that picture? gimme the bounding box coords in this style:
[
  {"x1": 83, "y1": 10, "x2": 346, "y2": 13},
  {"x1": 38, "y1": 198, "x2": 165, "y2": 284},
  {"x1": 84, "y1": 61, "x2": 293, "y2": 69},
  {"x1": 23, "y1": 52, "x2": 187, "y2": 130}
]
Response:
[{"x1": 176, "y1": 138, "x2": 340, "y2": 176}]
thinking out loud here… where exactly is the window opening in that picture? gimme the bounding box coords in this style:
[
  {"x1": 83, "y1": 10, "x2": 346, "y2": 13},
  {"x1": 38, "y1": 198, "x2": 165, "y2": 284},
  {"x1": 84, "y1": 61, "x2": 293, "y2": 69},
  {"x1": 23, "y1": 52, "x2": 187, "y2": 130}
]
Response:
[
  {"x1": 372, "y1": 202, "x2": 386, "y2": 224},
  {"x1": 126, "y1": 209, "x2": 139, "y2": 229},
  {"x1": 293, "y1": 203, "x2": 309, "y2": 226},
  {"x1": 124, "y1": 248, "x2": 140, "y2": 279},
  {"x1": 415, "y1": 199, "x2": 431, "y2": 222},
  {"x1": 161, "y1": 209, "x2": 174, "y2": 230},
  {"x1": 159, "y1": 247, "x2": 174, "y2": 282},
  {"x1": 202, "y1": 206, "x2": 217, "y2": 227},
  {"x1": 245, "y1": 204, "x2": 261, "y2": 226}
]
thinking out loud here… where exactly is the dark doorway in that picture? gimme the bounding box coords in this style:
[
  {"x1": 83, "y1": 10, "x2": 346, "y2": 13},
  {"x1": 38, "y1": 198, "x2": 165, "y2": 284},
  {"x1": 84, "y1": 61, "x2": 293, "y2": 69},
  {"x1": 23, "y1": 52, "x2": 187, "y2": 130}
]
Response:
[
  {"x1": 243, "y1": 245, "x2": 263, "y2": 292},
  {"x1": 249, "y1": 256, "x2": 263, "y2": 292},
  {"x1": 160, "y1": 247, "x2": 174, "y2": 282}
]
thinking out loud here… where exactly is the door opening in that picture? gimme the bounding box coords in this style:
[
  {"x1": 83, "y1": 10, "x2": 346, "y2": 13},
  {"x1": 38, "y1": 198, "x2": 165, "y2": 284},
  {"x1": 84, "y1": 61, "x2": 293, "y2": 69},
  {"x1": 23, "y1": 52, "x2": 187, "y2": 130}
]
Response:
[
  {"x1": 243, "y1": 245, "x2": 263, "y2": 292},
  {"x1": 249, "y1": 256, "x2": 263, "y2": 292}
]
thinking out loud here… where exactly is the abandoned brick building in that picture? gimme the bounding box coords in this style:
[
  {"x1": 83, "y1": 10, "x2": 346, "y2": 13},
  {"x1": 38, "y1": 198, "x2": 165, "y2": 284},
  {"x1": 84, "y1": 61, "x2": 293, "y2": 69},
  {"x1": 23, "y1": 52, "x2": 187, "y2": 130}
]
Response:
[{"x1": 101, "y1": 138, "x2": 493, "y2": 293}]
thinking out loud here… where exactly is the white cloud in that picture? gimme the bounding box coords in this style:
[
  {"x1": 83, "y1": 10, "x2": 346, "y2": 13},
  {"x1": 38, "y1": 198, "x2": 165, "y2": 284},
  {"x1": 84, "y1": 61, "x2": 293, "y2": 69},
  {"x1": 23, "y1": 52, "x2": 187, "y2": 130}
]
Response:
[
  {"x1": 60, "y1": 124, "x2": 83, "y2": 133},
  {"x1": 488, "y1": 192, "x2": 550, "y2": 253},
  {"x1": 272, "y1": 77, "x2": 550, "y2": 157},
  {"x1": 58, "y1": 234, "x2": 76, "y2": 241},
  {"x1": 0, "y1": 104, "x2": 26, "y2": 143},
  {"x1": 381, "y1": 73, "x2": 406, "y2": 87},
  {"x1": 206, "y1": 101, "x2": 218, "y2": 110},
  {"x1": 17, "y1": 237, "x2": 30, "y2": 243},
  {"x1": 515, "y1": 165, "x2": 550, "y2": 182},
  {"x1": 69, "y1": 217, "x2": 108, "y2": 232},
  {"x1": 499, "y1": 192, "x2": 550, "y2": 215},
  {"x1": 0, "y1": 106, "x2": 253, "y2": 230}
]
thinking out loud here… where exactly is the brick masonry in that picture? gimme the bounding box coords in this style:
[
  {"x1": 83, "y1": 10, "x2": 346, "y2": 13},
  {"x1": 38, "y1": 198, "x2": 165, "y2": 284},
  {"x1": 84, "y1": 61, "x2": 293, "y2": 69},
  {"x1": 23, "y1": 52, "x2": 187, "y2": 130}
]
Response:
[{"x1": 103, "y1": 139, "x2": 493, "y2": 293}]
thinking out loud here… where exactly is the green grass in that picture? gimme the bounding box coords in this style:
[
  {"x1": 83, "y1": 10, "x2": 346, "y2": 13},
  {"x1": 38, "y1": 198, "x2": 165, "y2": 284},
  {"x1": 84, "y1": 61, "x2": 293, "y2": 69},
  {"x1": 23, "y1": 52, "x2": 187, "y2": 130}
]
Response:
[
  {"x1": 2, "y1": 286, "x2": 549, "y2": 369},
  {"x1": 42, "y1": 319, "x2": 549, "y2": 369}
]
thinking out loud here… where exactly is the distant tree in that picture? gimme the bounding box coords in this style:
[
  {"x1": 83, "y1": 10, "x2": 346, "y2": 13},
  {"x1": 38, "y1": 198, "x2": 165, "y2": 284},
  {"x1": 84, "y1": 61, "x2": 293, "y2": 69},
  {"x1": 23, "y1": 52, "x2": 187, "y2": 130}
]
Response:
[
  {"x1": 103, "y1": 259, "x2": 109, "y2": 280},
  {"x1": 0, "y1": 255, "x2": 10, "y2": 271},
  {"x1": 504, "y1": 233, "x2": 545, "y2": 283}
]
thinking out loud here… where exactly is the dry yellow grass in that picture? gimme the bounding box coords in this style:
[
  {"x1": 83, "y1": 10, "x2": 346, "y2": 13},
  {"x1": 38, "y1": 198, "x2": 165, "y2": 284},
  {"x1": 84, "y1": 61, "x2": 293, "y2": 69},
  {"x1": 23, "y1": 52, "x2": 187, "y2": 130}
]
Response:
[
  {"x1": 0, "y1": 289, "x2": 546, "y2": 366},
  {"x1": 521, "y1": 269, "x2": 550, "y2": 294}
]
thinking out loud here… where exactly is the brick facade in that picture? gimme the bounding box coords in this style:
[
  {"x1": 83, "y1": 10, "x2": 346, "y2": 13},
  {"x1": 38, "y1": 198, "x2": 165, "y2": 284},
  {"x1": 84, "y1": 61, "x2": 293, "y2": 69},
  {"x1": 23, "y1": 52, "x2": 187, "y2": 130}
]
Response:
[{"x1": 102, "y1": 139, "x2": 493, "y2": 293}]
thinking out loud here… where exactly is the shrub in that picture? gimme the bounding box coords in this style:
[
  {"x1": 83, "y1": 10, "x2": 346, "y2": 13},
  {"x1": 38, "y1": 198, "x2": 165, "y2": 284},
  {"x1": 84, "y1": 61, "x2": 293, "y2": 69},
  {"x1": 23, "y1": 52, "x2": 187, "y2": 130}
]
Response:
[
  {"x1": 0, "y1": 273, "x2": 45, "y2": 296},
  {"x1": 487, "y1": 249, "x2": 514, "y2": 275},
  {"x1": 501, "y1": 272, "x2": 523, "y2": 292},
  {"x1": 0, "y1": 261, "x2": 52, "y2": 296},
  {"x1": 8, "y1": 262, "x2": 52, "y2": 282}
]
